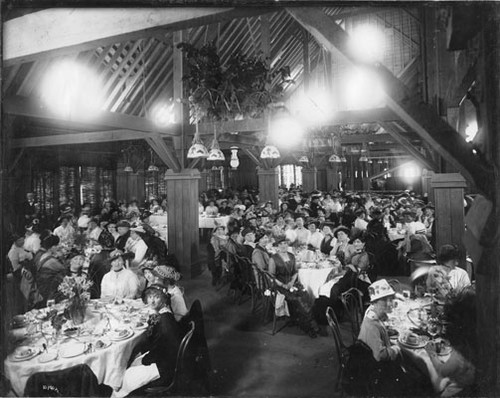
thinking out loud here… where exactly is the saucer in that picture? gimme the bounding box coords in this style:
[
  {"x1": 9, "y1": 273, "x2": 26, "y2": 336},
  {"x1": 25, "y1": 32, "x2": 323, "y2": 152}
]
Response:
[
  {"x1": 398, "y1": 336, "x2": 427, "y2": 349},
  {"x1": 109, "y1": 328, "x2": 133, "y2": 341},
  {"x1": 10, "y1": 346, "x2": 39, "y2": 362}
]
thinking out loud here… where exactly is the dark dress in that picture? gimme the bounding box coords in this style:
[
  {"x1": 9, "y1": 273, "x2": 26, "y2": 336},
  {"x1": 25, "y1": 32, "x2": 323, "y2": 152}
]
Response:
[
  {"x1": 320, "y1": 236, "x2": 335, "y2": 255},
  {"x1": 271, "y1": 253, "x2": 317, "y2": 335},
  {"x1": 115, "y1": 231, "x2": 131, "y2": 251},
  {"x1": 140, "y1": 311, "x2": 183, "y2": 386}
]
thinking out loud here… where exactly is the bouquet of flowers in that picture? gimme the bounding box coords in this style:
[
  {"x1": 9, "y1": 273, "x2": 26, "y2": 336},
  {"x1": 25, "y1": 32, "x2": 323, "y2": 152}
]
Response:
[{"x1": 58, "y1": 275, "x2": 93, "y2": 324}]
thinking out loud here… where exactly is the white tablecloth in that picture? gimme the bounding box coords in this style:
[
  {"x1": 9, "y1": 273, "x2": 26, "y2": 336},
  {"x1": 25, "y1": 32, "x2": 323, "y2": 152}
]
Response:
[
  {"x1": 199, "y1": 215, "x2": 230, "y2": 229},
  {"x1": 298, "y1": 267, "x2": 334, "y2": 298},
  {"x1": 5, "y1": 300, "x2": 148, "y2": 395},
  {"x1": 149, "y1": 214, "x2": 168, "y2": 227}
]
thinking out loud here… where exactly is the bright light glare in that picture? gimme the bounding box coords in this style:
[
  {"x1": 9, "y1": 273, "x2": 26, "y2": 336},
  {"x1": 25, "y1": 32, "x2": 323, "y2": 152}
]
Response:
[
  {"x1": 401, "y1": 162, "x2": 421, "y2": 183},
  {"x1": 269, "y1": 116, "x2": 304, "y2": 147},
  {"x1": 151, "y1": 101, "x2": 176, "y2": 127},
  {"x1": 342, "y1": 68, "x2": 384, "y2": 110},
  {"x1": 293, "y1": 89, "x2": 335, "y2": 125},
  {"x1": 465, "y1": 120, "x2": 478, "y2": 142},
  {"x1": 40, "y1": 60, "x2": 104, "y2": 119},
  {"x1": 349, "y1": 25, "x2": 385, "y2": 63}
]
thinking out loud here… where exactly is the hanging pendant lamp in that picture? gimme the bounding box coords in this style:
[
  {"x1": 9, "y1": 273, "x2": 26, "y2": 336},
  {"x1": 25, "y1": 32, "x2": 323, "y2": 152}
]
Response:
[
  {"x1": 187, "y1": 123, "x2": 209, "y2": 159},
  {"x1": 260, "y1": 113, "x2": 281, "y2": 159},
  {"x1": 207, "y1": 124, "x2": 225, "y2": 161}
]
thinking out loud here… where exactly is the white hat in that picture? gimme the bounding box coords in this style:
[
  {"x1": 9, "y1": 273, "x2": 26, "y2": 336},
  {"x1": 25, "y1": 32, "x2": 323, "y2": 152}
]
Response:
[
  {"x1": 368, "y1": 279, "x2": 395, "y2": 302},
  {"x1": 130, "y1": 225, "x2": 146, "y2": 234}
]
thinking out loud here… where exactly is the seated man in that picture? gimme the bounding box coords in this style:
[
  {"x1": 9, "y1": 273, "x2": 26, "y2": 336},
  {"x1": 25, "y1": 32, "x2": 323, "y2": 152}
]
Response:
[{"x1": 101, "y1": 251, "x2": 140, "y2": 300}]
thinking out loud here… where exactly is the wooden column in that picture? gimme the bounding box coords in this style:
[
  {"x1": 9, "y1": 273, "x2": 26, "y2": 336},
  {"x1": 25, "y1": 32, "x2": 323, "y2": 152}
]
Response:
[
  {"x1": 301, "y1": 167, "x2": 317, "y2": 193},
  {"x1": 199, "y1": 169, "x2": 208, "y2": 193},
  {"x1": 165, "y1": 169, "x2": 200, "y2": 278},
  {"x1": 326, "y1": 165, "x2": 340, "y2": 192},
  {"x1": 257, "y1": 167, "x2": 279, "y2": 207},
  {"x1": 421, "y1": 169, "x2": 435, "y2": 203},
  {"x1": 431, "y1": 173, "x2": 467, "y2": 262}
]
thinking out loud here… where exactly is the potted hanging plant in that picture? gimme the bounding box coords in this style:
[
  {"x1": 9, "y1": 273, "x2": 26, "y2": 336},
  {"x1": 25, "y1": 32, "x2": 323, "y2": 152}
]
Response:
[{"x1": 177, "y1": 40, "x2": 293, "y2": 122}]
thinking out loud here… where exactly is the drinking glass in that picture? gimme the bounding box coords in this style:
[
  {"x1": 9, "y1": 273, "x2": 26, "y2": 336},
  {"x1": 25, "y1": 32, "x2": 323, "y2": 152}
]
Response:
[{"x1": 47, "y1": 299, "x2": 56, "y2": 310}]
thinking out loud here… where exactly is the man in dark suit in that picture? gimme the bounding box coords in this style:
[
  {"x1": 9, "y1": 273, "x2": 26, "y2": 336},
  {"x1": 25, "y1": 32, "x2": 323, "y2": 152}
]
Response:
[{"x1": 21, "y1": 192, "x2": 38, "y2": 222}]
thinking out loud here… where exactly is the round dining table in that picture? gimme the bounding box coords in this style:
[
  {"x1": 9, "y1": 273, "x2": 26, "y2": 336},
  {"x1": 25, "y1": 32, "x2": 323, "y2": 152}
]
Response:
[
  {"x1": 4, "y1": 299, "x2": 149, "y2": 396},
  {"x1": 297, "y1": 265, "x2": 337, "y2": 299}
]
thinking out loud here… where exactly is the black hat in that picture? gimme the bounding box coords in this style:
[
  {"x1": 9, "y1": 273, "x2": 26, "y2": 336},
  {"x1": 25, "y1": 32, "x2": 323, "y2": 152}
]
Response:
[
  {"x1": 305, "y1": 218, "x2": 319, "y2": 228},
  {"x1": 320, "y1": 222, "x2": 335, "y2": 231},
  {"x1": 349, "y1": 229, "x2": 367, "y2": 244},
  {"x1": 333, "y1": 225, "x2": 351, "y2": 238},
  {"x1": 241, "y1": 227, "x2": 255, "y2": 237},
  {"x1": 437, "y1": 244, "x2": 459, "y2": 264},
  {"x1": 273, "y1": 235, "x2": 288, "y2": 246},
  {"x1": 116, "y1": 220, "x2": 131, "y2": 228},
  {"x1": 141, "y1": 211, "x2": 152, "y2": 221},
  {"x1": 142, "y1": 284, "x2": 171, "y2": 305},
  {"x1": 41, "y1": 234, "x2": 60, "y2": 249}
]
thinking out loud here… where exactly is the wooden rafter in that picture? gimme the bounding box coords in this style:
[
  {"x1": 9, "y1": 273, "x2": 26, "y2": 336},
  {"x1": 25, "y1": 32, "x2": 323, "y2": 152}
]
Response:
[
  {"x1": 146, "y1": 136, "x2": 181, "y2": 172},
  {"x1": 5, "y1": 95, "x2": 181, "y2": 136},
  {"x1": 379, "y1": 122, "x2": 437, "y2": 170},
  {"x1": 241, "y1": 147, "x2": 264, "y2": 167},
  {"x1": 12, "y1": 129, "x2": 154, "y2": 148},
  {"x1": 286, "y1": 7, "x2": 494, "y2": 193},
  {"x1": 4, "y1": 8, "x2": 275, "y2": 66}
]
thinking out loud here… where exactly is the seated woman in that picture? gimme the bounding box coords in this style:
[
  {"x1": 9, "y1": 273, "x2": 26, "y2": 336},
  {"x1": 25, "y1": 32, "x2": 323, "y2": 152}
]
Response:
[
  {"x1": 312, "y1": 231, "x2": 374, "y2": 323},
  {"x1": 35, "y1": 235, "x2": 67, "y2": 306},
  {"x1": 436, "y1": 245, "x2": 471, "y2": 291},
  {"x1": 358, "y1": 279, "x2": 433, "y2": 396},
  {"x1": 319, "y1": 222, "x2": 337, "y2": 256},
  {"x1": 115, "y1": 285, "x2": 183, "y2": 397},
  {"x1": 268, "y1": 236, "x2": 320, "y2": 338},
  {"x1": 151, "y1": 265, "x2": 188, "y2": 322},
  {"x1": 100, "y1": 251, "x2": 140, "y2": 300},
  {"x1": 331, "y1": 225, "x2": 354, "y2": 266},
  {"x1": 252, "y1": 230, "x2": 273, "y2": 271},
  {"x1": 424, "y1": 289, "x2": 477, "y2": 396}
]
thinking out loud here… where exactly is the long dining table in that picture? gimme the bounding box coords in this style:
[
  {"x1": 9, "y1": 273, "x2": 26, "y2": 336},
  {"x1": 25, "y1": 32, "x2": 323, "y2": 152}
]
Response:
[
  {"x1": 5, "y1": 298, "x2": 150, "y2": 396},
  {"x1": 387, "y1": 294, "x2": 452, "y2": 393}
]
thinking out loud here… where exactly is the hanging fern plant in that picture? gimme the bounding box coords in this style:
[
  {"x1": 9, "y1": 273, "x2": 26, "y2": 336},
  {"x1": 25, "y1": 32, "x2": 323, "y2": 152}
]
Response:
[{"x1": 178, "y1": 41, "x2": 293, "y2": 122}]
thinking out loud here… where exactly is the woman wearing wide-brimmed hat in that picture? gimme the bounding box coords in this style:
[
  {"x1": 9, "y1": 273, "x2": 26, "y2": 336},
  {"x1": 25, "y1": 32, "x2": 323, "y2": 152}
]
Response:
[
  {"x1": 151, "y1": 265, "x2": 188, "y2": 321},
  {"x1": 115, "y1": 284, "x2": 182, "y2": 397}
]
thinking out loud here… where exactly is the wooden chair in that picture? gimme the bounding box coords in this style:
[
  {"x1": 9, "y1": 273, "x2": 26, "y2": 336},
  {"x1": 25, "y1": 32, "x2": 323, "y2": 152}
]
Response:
[
  {"x1": 143, "y1": 321, "x2": 196, "y2": 396},
  {"x1": 251, "y1": 265, "x2": 274, "y2": 323},
  {"x1": 340, "y1": 288, "x2": 364, "y2": 342},
  {"x1": 234, "y1": 255, "x2": 256, "y2": 308},
  {"x1": 325, "y1": 306, "x2": 349, "y2": 395}
]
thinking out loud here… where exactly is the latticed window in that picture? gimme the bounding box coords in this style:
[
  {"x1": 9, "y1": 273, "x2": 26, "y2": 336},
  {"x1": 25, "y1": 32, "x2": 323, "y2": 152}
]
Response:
[
  {"x1": 278, "y1": 164, "x2": 303, "y2": 188},
  {"x1": 32, "y1": 170, "x2": 55, "y2": 216},
  {"x1": 145, "y1": 166, "x2": 168, "y2": 200}
]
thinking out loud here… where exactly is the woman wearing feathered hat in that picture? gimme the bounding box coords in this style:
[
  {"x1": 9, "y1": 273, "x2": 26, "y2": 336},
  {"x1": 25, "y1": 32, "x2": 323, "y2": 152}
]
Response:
[
  {"x1": 114, "y1": 284, "x2": 182, "y2": 397},
  {"x1": 151, "y1": 265, "x2": 187, "y2": 321}
]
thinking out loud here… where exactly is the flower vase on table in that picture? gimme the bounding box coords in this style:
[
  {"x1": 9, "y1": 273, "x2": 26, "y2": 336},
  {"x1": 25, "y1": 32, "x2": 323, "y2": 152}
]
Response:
[{"x1": 58, "y1": 275, "x2": 93, "y2": 325}]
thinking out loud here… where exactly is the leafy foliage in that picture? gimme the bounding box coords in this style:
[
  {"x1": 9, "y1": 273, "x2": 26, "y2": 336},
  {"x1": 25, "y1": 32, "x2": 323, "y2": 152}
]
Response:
[{"x1": 177, "y1": 41, "x2": 293, "y2": 122}]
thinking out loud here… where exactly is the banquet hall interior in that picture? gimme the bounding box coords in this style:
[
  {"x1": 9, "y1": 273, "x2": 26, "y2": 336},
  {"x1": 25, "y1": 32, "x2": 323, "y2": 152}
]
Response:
[{"x1": 1, "y1": 2, "x2": 500, "y2": 397}]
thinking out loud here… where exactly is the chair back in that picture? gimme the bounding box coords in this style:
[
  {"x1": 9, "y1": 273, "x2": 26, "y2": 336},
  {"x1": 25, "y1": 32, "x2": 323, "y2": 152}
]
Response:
[
  {"x1": 340, "y1": 288, "x2": 364, "y2": 340},
  {"x1": 24, "y1": 364, "x2": 102, "y2": 397},
  {"x1": 326, "y1": 306, "x2": 349, "y2": 393}
]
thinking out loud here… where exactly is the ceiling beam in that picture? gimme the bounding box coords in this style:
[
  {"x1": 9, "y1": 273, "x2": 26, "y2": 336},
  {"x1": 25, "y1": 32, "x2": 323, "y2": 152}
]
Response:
[
  {"x1": 12, "y1": 129, "x2": 154, "y2": 148},
  {"x1": 379, "y1": 122, "x2": 437, "y2": 170},
  {"x1": 146, "y1": 135, "x2": 181, "y2": 172},
  {"x1": 286, "y1": 7, "x2": 494, "y2": 193},
  {"x1": 4, "y1": 8, "x2": 274, "y2": 67},
  {"x1": 195, "y1": 107, "x2": 399, "y2": 136},
  {"x1": 4, "y1": 95, "x2": 181, "y2": 136}
]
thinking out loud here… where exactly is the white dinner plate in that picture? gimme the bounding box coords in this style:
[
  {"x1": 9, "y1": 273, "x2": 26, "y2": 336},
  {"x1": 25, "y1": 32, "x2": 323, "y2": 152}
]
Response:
[
  {"x1": 59, "y1": 342, "x2": 86, "y2": 358},
  {"x1": 38, "y1": 351, "x2": 58, "y2": 363},
  {"x1": 109, "y1": 328, "x2": 134, "y2": 341},
  {"x1": 10, "y1": 346, "x2": 39, "y2": 362}
]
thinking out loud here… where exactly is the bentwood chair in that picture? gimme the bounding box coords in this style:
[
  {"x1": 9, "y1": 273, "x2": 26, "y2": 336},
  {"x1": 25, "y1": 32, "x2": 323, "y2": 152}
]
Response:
[
  {"x1": 340, "y1": 288, "x2": 364, "y2": 342},
  {"x1": 325, "y1": 306, "x2": 349, "y2": 395},
  {"x1": 142, "y1": 321, "x2": 196, "y2": 396}
]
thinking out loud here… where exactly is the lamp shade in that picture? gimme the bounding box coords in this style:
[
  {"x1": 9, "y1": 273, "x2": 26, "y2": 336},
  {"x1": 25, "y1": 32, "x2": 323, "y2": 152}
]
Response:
[
  {"x1": 187, "y1": 143, "x2": 209, "y2": 158},
  {"x1": 329, "y1": 154, "x2": 342, "y2": 163},
  {"x1": 124, "y1": 165, "x2": 133, "y2": 172},
  {"x1": 359, "y1": 155, "x2": 369, "y2": 162},
  {"x1": 208, "y1": 148, "x2": 225, "y2": 161},
  {"x1": 148, "y1": 164, "x2": 159, "y2": 172},
  {"x1": 298, "y1": 156, "x2": 309, "y2": 163},
  {"x1": 260, "y1": 145, "x2": 280, "y2": 159}
]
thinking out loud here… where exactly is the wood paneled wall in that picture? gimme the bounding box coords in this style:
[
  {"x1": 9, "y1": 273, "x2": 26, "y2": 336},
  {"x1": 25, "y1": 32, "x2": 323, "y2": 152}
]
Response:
[{"x1": 257, "y1": 167, "x2": 279, "y2": 207}]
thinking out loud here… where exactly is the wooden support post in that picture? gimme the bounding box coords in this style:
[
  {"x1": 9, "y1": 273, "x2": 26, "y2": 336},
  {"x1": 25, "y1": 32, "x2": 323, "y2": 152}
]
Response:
[
  {"x1": 430, "y1": 173, "x2": 467, "y2": 263},
  {"x1": 199, "y1": 169, "x2": 208, "y2": 193},
  {"x1": 173, "y1": 30, "x2": 186, "y2": 169},
  {"x1": 301, "y1": 167, "x2": 317, "y2": 193},
  {"x1": 257, "y1": 167, "x2": 279, "y2": 207},
  {"x1": 164, "y1": 169, "x2": 201, "y2": 278}
]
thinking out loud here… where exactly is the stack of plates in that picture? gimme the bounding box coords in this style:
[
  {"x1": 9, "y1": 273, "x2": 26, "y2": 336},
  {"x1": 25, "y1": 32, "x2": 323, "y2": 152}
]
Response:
[
  {"x1": 398, "y1": 334, "x2": 427, "y2": 349},
  {"x1": 108, "y1": 328, "x2": 134, "y2": 341}
]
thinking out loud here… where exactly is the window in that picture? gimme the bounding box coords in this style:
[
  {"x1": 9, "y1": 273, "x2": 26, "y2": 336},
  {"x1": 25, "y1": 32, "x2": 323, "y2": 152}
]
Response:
[{"x1": 278, "y1": 164, "x2": 303, "y2": 188}]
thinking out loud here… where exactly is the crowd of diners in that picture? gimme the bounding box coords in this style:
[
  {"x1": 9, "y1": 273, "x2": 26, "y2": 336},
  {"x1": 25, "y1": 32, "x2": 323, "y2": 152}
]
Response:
[{"x1": 5, "y1": 186, "x2": 476, "y2": 396}]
